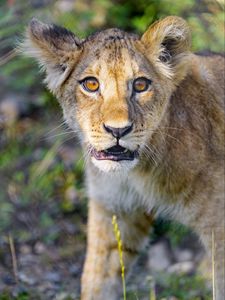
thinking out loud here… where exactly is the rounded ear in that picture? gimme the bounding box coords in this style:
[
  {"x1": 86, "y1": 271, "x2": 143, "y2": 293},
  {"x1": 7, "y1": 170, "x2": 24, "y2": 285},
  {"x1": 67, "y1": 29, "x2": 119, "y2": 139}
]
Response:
[
  {"x1": 141, "y1": 16, "x2": 191, "y2": 80},
  {"x1": 21, "y1": 18, "x2": 82, "y2": 92}
]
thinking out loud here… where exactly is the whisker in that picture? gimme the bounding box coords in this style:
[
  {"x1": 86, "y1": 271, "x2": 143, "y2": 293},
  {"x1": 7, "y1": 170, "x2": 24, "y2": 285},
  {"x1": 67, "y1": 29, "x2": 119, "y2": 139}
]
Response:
[
  {"x1": 45, "y1": 120, "x2": 68, "y2": 136},
  {"x1": 142, "y1": 147, "x2": 158, "y2": 166},
  {"x1": 163, "y1": 132, "x2": 184, "y2": 146},
  {"x1": 43, "y1": 131, "x2": 75, "y2": 141},
  {"x1": 142, "y1": 144, "x2": 159, "y2": 166}
]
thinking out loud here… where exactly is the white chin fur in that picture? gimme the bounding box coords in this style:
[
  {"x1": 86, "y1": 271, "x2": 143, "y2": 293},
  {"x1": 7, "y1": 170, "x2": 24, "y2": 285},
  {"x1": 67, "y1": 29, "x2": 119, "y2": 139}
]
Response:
[{"x1": 91, "y1": 157, "x2": 138, "y2": 173}]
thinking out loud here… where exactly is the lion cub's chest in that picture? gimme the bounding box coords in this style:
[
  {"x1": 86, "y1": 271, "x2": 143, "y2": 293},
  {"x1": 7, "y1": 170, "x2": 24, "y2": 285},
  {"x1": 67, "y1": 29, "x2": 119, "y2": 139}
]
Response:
[
  {"x1": 88, "y1": 167, "x2": 192, "y2": 224},
  {"x1": 88, "y1": 168, "x2": 161, "y2": 213}
]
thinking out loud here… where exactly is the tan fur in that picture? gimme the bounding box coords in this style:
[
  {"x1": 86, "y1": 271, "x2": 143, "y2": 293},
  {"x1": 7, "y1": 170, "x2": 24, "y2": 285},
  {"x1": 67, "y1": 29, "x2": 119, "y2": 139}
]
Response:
[{"x1": 23, "y1": 16, "x2": 225, "y2": 299}]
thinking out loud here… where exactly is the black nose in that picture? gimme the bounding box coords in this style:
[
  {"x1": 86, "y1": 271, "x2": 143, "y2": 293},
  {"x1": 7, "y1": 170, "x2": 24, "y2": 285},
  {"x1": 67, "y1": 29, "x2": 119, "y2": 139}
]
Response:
[{"x1": 103, "y1": 123, "x2": 133, "y2": 138}]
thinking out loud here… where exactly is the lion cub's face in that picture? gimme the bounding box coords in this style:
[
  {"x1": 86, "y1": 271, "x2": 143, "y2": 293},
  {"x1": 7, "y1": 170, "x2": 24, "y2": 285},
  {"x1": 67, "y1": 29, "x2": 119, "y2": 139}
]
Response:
[
  {"x1": 25, "y1": 17, "x2": 190, "y2": 172},
  {"x1": 70, "y1": 31, "x2": 170, "y2": 172}
]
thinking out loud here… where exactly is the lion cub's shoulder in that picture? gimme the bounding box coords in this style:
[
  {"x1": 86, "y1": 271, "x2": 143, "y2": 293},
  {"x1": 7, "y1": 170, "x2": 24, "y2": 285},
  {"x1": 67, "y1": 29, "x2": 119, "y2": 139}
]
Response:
[{"x1": 193, "y1": 52, "x2": 225, "y2": 92}]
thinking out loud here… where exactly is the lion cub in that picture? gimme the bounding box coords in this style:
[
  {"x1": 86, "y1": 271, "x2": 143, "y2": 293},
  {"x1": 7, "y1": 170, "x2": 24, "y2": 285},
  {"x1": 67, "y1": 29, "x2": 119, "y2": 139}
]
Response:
[{"x1": 23, "y1": 16, "x2": 224, "y2": 299}]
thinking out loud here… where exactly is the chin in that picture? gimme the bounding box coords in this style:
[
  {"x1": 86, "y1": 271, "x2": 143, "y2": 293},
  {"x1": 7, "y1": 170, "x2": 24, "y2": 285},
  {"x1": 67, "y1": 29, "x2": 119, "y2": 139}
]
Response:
[{"x1": 91, "y1": 157, "x2": 139, "y2": 173}]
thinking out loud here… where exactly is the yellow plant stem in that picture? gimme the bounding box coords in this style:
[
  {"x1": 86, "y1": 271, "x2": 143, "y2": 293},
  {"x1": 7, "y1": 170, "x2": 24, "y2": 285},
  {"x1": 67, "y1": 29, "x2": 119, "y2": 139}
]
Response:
[{"x1": 112, "y1": 215, "x2": 127, "y2": 300}]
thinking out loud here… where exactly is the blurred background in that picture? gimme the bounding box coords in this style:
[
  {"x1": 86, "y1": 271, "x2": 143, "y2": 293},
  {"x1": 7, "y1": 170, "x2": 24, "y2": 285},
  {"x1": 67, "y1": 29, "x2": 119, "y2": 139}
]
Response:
[{"x1": 0, "y1": 0, "x2": 224, "y2": 299}]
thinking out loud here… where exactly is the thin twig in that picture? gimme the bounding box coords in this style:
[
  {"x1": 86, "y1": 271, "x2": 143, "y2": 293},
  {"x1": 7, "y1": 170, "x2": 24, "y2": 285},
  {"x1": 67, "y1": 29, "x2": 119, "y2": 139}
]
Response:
[
  {"x1": 8, "y1": 233, "x2": 18, "y2": 284},
  {"x1": 212, "y1": 229, "x2": 216, "y2": 300}
]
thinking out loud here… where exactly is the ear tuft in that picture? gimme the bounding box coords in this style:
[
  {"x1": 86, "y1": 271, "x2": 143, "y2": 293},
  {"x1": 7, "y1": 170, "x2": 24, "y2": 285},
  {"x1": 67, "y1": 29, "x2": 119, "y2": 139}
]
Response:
[
  {"x1": 21, "y1": 18, "x2": 82, "y2": 92},
  {"x1": 28, "y1": 18, "x2": 81, "y2": 51},
  {"x1": 141, "y1": 16, "x2": 191, "y2": 81}
]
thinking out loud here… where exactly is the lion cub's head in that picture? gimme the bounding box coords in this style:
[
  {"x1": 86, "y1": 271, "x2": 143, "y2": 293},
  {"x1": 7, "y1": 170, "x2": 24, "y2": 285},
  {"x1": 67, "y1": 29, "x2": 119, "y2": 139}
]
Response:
[{"x1": 24, "y1": 16, "x2": 191, "y2": 172}]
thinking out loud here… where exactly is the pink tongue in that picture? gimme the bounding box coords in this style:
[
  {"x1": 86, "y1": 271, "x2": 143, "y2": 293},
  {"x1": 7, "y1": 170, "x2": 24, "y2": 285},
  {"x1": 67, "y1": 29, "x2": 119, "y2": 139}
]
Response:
[{"x1": 97, "y1": 150, "x2": 108, "y2": 159}]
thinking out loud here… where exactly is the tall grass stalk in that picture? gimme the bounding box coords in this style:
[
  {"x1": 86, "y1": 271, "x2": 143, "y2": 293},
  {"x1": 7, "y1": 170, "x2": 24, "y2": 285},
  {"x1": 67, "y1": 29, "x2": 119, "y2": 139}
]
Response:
[
  {"x1": 212, "y1": 229, "x2": 215, "y2": 300},
  {"x1": 149, "y1": 284, "x2": 156, "y2": 300},
  {"x1": 148, "y1": 276, "x2": 156, "y2": 300},
  {"x1": 112, "y1": 215, "x2": 127, "y2": 300}
]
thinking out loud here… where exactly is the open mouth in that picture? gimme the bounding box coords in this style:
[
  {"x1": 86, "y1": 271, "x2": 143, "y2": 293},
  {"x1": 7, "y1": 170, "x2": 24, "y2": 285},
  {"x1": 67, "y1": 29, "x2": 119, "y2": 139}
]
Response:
[{"x1": 91, "y1": 145, "x2": 138, "y2": 161}]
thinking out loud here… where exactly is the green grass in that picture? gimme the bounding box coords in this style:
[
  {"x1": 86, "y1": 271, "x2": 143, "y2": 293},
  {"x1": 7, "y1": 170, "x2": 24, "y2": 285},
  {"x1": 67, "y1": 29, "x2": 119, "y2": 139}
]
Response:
[
  {"x1": 125, "y1": 272, "x2": 212, "y2": 299},
  {"x1": 155, "y1": 272, "x2": 212, "y2": 299},
  {"x1": 0, "y1": 291, "x2": 32, "y2": 300},
  {"x1": 0, "y1": 115, "x2": 86, "y2": 244}
]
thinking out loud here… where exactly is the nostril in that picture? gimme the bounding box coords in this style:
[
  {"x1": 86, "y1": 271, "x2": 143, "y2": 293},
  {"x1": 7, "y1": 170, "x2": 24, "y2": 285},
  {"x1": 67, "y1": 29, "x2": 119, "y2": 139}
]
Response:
[
  {"x1": 103, "y1": 124, "x2": 113, "y2": 134},
  {"x1": 103, "y1": 123, "x2": 133, "y2": 138},
  {"x1": 121, "y1": 123, "x2": 133, "y2": 137}
]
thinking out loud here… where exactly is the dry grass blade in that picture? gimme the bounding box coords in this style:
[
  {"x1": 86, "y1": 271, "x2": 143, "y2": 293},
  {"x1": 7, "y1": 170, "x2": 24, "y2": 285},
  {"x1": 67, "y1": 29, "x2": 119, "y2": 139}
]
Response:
[
  {"x1": 8, "y1": 234, "x2": 18, "y2": 284},
  {"x1": 31, "y1": 139, "x2": 61, "y2": 180},
  {"x1": 212, "y1": 229, "x2": 216, "y2": 300}
]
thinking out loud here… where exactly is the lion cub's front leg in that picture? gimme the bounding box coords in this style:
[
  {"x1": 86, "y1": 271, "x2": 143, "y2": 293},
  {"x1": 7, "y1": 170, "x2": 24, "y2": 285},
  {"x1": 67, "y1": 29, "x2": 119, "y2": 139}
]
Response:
[{"x1": 81, "y1": 200, "x2": 152, "y2": 300}]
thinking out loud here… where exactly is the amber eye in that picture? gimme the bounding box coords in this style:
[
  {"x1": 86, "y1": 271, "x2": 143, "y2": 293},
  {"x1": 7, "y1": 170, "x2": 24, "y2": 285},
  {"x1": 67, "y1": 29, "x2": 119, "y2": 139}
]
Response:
[
  {"x1": 80, "y1": 77, "x2": 99, "y2": 92},
  {"x1": 133, "y1": 77, "x2": 152, "y2": 93}
]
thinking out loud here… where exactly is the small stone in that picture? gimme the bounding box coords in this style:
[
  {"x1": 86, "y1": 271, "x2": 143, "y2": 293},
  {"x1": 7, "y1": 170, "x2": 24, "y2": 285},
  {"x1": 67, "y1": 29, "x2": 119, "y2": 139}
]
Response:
[
  {"x1": 55, "y1": 292, "x2": 69, "y2": 300},
  {"x1": 46, "y1": 289, "x2": 59, "y2": 298},
  {"x1": 38, "y1": 281, "x2": 55, "y2": 292},
  {"x1": 20, "y1": 244, "x2": 32, "y2": 255},
  {"x1": 167, "y1": 261, "x2": 195, "y2": 274},
  {"x1": 174, "y1": 248, "x2": 193, "y2": 262},
  {"x1": 18, "y1": 272, "x2": 36, "y2": 285},
  {"x1": 34, "y1": 242, "x2": 46, "y2": 254},
  {"x1": 19, "y1": 253, "x2": 36, "y2": 265},
  {"x1": 55, "y1": 292, "x2": 77, "y2": 300},
  {"x1": 148, "y1": 240, "x2": 173, "y2": 271},
  {"x1": 44, "y1": 271, "x2": 61, "y2": 283}
]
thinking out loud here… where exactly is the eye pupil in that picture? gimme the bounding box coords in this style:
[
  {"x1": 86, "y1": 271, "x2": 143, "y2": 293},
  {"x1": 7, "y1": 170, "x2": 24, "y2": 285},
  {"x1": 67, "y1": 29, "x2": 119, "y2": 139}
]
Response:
[
  {"x1": 81, "y1": 77, "x2": 99, "y2": 92},
  {"x1": 133, "y1": 77, "x2": 151, "y2": 93}
]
